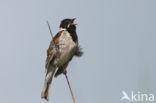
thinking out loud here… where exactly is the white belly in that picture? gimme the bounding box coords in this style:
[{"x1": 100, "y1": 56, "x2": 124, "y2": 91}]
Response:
[{"x1": 54, "y1": 30, "x2": 77, "y2": 66}]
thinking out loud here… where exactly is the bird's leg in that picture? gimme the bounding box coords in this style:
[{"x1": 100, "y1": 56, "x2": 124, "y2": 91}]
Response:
[{"x1": 63, "y1": 70, "x2": 67, "y2": 75}]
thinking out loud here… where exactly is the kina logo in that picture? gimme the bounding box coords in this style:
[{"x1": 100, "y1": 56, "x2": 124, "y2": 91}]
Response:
[{"x1": 121, "y1": 91, "x2": 155, "y2": 102}]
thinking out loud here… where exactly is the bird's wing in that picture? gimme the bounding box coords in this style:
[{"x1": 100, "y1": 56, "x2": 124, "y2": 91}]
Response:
[{"x1": 45, "y1": 30, "x2": 64, "y2": 69}]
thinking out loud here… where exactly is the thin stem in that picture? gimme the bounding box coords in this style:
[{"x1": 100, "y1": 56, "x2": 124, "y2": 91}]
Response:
[
  {"x1": 65, "y1": 74, "x2": 76, "y2": 103},
  {"x1": 46, "y1": 20, "x2": 54, "y2": 38}
]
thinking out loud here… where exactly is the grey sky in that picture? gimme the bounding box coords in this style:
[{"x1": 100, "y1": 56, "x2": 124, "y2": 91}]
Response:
[{"x1": 0, "y1": 0, "x2": 156, "y2": 103}]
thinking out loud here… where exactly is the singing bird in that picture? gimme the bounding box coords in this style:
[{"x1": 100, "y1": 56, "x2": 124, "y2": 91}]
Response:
[{"x1": 41, "y1": 18, "x2": 83, "y2": 101}]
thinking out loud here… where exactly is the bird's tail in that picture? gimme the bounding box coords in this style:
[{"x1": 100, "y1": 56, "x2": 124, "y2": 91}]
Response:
[{"x1": 41, "y1": 66, "x2": 56, "y2": 101}]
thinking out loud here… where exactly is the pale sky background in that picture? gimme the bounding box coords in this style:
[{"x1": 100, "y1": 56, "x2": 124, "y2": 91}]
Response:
[{"x1": 0, "y1": 0, "x2": 156, "y2": 103}]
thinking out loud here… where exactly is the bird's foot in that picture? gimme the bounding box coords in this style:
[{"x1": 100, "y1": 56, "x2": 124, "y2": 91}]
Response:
[{"x1": 63, "y1": 70, "x2": 67, "y2": 75}]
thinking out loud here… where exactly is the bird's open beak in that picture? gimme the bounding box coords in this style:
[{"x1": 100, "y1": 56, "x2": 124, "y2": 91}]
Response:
[
  {"x1": 71, "y1": 18, "x2": 77, "y2": 25},
  {"x1": 72, "y1": 18, "x2": 76, "y2": 22}
]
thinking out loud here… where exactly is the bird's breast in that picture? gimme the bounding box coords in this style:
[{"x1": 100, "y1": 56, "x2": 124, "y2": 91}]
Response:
[{"x1": 54, "y1": 31, "x2": 78, "y2": 66}]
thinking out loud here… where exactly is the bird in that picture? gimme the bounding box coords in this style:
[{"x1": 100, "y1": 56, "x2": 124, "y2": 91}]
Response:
[{"x1": 41, "y1": 18, "x2": 83, "y2": 101}]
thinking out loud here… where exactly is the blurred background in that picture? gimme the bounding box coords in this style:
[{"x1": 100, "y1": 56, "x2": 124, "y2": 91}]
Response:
[{"x1": 0, "y1": 0, "x2": 156, "y2": 103}]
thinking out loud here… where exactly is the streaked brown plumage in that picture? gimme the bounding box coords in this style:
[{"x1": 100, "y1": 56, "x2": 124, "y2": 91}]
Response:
[{"x1": 45, "y1": 30, "x2": 63, "y2": 69}]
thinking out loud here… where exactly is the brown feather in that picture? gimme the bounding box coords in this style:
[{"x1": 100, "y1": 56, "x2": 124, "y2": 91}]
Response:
[{"x1": 45, "y1": 30, "x2": 63, "y2": 69}]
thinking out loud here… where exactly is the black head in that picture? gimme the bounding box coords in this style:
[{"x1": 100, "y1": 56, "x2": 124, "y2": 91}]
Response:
[{"x1": 60, "y1": 18, "x2": 76, "y2": 29}]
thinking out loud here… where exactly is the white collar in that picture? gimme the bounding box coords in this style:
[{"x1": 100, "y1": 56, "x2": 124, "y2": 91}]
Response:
[{"x1": 59, "y1": 28, "x2": 66, "y2": 31}]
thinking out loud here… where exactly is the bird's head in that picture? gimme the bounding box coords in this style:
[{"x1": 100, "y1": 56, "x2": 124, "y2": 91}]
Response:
[{"x1": 59, "y1": 18, "x2": 76, "y2": 30}]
